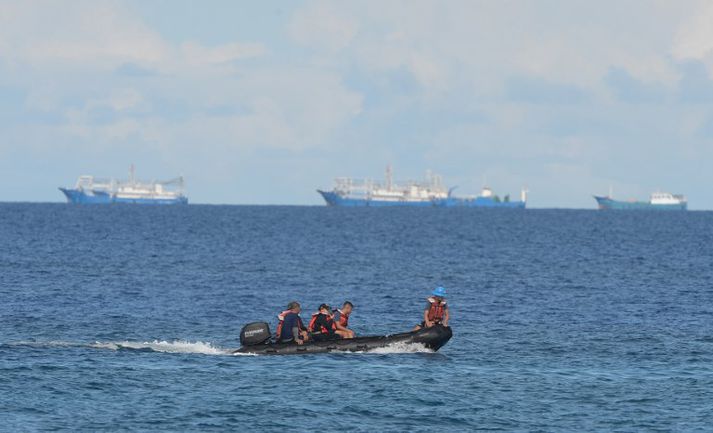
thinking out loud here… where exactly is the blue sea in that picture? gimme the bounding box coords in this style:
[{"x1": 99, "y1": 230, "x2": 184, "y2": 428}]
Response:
[{"x1": 2, "y1": 204, "x2": 713, "y2": 431}]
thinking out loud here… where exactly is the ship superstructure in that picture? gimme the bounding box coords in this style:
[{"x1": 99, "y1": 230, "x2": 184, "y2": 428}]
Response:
[{"x1": 59, "y1": 165, "x2": 188, "y2": 205}]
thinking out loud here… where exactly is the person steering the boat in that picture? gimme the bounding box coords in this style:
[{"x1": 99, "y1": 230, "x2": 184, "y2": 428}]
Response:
[
  {"x1": 308, "y1": 304, "x2": 340, "y2": 342},
  {"x1": 333, "y1": 301, "x2": 355, "y2": 339},
  {"x1": 413, "y1": 287, "x2": 449, "y2": 331},
  {"x1": 276, "y1": 301, "x2": 310, "y2": 345}
]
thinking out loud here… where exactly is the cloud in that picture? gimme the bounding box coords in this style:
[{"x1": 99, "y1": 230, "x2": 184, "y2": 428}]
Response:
[
  {"x1": 505, "y1": 76, "x2": 588, "y2": 104},
  {"x1": 0, "y1": 1, "x2": 264, "y2": 75},
  {"x1": 0, "y1": 1, "x2": 361, "y2": 155},
  {"x1": 179, "y1": 41, "x2": 265, "y2": 66},
  {"x1": 288, "y1": 0, "x2": 358, "y2": 52},
  {"x1": 287, "y1": 1, "x2": 690, "y2": 95},
  {"x1": 115, "y1": 63, "x2": 157, "y2": 77},
  {"x1": 672, "y1": 0, "x2": 713, "y2": 62},
  {"x1": 0, "y1": 1, "x2": 167, "y2": 67},
  {"x1": 604, "y1": 67, "x2": 666, "y2": 104},
  {"x1": 677, "y1": 61, "x2": 713, "y2": 103}
]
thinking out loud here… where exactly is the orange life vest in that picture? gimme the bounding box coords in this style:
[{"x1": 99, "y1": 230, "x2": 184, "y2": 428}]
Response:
[
  {"x1": 336, "y1": 309, "x2": 350, "y2": 328},
  {"x1": 275, "y1": 310, "x2": 296, "y2": 340},
  {"x1": 308, "y1": 312, "x2": 336, "y2": 334},
  {"x1": 426, "y1": 297, "x2": 446, "y2": 322}
]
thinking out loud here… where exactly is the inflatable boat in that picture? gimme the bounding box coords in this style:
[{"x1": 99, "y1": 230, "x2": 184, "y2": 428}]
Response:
[{"x1": 233, "y1": 322, "x2": 453, "y2": 355}]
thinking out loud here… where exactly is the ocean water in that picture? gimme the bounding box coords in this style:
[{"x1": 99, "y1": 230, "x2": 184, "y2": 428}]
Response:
[{"x1": 1, "y1": 203, "x2": 713, "y2": 432}]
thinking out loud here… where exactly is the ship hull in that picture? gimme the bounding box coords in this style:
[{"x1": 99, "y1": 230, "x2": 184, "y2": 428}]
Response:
[
  {"x1": 317, "y1": 190, "x2": 438, "y2": 207},
  {"x1": 59, "y1": 188, "x2": 112, "y2": 204},
  {"x1": 440, "y1": 197, "x2": 526, "y2": 208},
  {"x1": 594, "y1": 196, "x2": 686, "y2": 211},
  {"x1": 318, "y1": 190, "x2": 526, "y2": 208},
  {"x1": 60, "y1": 188, "x2": 188, "y2": 205}
]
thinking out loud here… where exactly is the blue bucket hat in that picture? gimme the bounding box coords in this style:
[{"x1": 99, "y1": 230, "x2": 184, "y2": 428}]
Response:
[{"x1": 432, "y1": 286, "x2": 447, "y2": 297}]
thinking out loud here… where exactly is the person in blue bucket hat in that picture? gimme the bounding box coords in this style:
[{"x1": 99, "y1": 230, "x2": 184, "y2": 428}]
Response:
[{"x1": 413, "y1": 286, "x2": 450, "y2": 331}]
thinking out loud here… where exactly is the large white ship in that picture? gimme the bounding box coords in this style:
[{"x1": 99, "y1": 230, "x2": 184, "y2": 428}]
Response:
[
  {"x1": 317, "y1": 165, "x2": 526, "y2": 208},
  {"x1": 317, "y1": 166, "x2": 449, "y2": 206},
  {"x1": 59, "y1": 165, "x2": 187, "y2": 205}
]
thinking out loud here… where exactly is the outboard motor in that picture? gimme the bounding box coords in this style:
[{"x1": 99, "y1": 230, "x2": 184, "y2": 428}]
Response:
[{"x1": 240, "y1": 322, "x2": 272, "y2": 346}]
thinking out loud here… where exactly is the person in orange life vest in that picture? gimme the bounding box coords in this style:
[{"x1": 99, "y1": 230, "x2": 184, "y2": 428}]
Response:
[
  {"x1": 276, "y1": 301, "x2": 310, "y2": 345},
  {"x1": 413, "y1": 287, "x2": 449, "y2": 331},
  {"x1": 308, "y1": 304, "x2": 339, "y2": 342},
  {"x1": 333, "y1": 301, "x2": 355, "y2": 339}
]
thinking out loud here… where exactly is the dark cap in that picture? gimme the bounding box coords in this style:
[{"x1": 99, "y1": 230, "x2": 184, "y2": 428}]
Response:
[{"x1": 318, "y1": 303, "x2": 331, "y2": 312}]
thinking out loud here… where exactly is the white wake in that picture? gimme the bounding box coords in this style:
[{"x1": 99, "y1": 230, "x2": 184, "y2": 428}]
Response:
[
  {"x1": 89, "y1": 340, "x2": 251, "y2": 356},
  {"x1": 8, "y1": 340, "x2": 433, "y2": 356},
  {"x1": 352, "y1": 341, "x2": 434, "y2": 354}
]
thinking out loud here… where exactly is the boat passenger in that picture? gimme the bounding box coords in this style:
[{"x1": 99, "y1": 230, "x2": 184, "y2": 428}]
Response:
[
  {"x1": 413, "y1": 287, "x2": 449, "y2": 331},
  {"x1": 308, "y1": 304, "x2": 340, "y2": 342},
  {"x1": 276, "y1": 301, "x2": 310, "y2": 345},
  {"x1": 333, "y1": 301, "x2": 355, "y2": 339}
]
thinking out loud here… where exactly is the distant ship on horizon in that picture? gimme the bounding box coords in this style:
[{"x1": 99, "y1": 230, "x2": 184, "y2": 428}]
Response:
[
  {"x1": 593, "y1": 190, "x2": 687, "y2": 211},
  {"x1": 317, "y1": 165, "x2": 526, "y2": 208},
  {"x1": 444, "y1": 185, "x2": 527, "y2": 208},
  {"x1": 59, "y1": 165, "x2": 188, "y2": 205}
]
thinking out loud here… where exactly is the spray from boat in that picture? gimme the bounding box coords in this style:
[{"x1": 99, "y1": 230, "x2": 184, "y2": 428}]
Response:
[{"x1": 5, "y1": 338, "x2": 440, "y2": 356}]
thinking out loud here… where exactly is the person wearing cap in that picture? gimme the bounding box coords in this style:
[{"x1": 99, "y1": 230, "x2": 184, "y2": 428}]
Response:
[
  {"x1": 413, "y1": 287, "x2": 450, "y2": 331},
  {"x1": 333, "y1": 301, "x2": 355, "y2": 339},
  {"x1": 275, "y1": 301, "x2": 310, "y2": 345},
  {"x1": 308, "y1": 304, "x2": 339, "y2": 342}
]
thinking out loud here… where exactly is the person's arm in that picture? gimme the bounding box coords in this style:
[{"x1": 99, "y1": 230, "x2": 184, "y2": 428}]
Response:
[
  {"x1": 292, "y1": 326, "x2": 303, "y2": 344},
  {"x1": 296, "y1": 317, "x2": 309, "y2": 339},
  {"x1": 423, "y1": 309, "x2": 432, "y2": 327},
  {"x1": 442, "y1": 308, "x2": 449, "y2": 327}
]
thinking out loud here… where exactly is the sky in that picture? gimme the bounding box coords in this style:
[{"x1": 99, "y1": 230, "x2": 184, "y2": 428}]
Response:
[{"x1": 1, "y1": 0, "x2": 713, "y2": 208}]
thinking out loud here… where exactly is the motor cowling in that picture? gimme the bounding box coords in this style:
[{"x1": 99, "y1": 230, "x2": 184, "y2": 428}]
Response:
[{"x1": 240, "y1": 322, "x2": 272, "y2": 346}]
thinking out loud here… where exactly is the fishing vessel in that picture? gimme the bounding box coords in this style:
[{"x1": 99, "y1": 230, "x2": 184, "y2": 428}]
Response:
[
  {"x1": 443, "y1": 186, "x2": 527, "y2": 208},
  {"x1": 59, "y1": 165, "x2": 188, "y2": 205},
  {"x1": 593, "y1": 191, "x2": 687, "y2": 210},
  {"x1": 317, "y1": 166, "x2": 526, "y2": 208},
  {"x1": 317, "y1": 166, "x2": 449, "y2": 206}
]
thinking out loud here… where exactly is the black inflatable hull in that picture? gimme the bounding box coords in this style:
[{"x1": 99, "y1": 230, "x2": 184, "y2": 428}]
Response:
[{"x1": 234, "y1": 325, "x2": 453, "y2": 355}]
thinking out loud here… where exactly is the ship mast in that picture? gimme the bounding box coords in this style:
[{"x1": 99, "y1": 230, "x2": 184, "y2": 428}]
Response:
[
  {"x1": 386, "y1": 164, "x2": 393, "y2": 192},
  {"x1": 129, "y1": 163, "x2": 136, "y2": 185}
]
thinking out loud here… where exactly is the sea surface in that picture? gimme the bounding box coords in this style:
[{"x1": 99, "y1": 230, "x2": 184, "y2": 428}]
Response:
[{"x1": 2, "y1": 203, "x2": 713, "y2": 432}]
